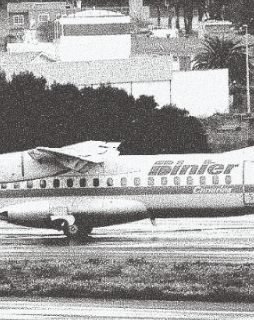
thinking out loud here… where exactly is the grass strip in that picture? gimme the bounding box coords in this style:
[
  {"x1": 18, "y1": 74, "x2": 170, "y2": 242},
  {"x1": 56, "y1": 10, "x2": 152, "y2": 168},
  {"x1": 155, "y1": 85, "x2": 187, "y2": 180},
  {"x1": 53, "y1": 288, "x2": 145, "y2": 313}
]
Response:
[{"x1": 0, "y1": 257, "x2": 253, "y2": 302}]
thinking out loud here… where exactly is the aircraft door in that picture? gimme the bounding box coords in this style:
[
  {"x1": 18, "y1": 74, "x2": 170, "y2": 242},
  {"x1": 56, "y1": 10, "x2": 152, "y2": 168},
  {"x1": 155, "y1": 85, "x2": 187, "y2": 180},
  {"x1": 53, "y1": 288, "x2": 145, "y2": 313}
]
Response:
[{"x1": 243, "y1": 161, "x2": 254, "y2": 205}]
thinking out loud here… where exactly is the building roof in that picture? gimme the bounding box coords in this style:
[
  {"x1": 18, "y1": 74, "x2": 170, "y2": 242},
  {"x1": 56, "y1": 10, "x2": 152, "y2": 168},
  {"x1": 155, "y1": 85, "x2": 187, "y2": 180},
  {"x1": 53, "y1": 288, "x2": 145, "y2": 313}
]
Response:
[
  {"x1": 132, "y1": 36, "x2": 203, "y2": 56},
  {"x1": 7, "y1": 2, "x2": 67, "y2": 13},
  {"x1": 0, "y1": 55, "x2": 172, "y2": 86}
]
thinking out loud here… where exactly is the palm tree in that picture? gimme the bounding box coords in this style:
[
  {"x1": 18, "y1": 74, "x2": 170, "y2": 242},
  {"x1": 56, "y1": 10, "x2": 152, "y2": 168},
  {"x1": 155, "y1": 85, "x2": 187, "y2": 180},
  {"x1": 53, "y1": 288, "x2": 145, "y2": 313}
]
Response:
[{"x1": 192, "y1": 36, "x2": 253, "y2": 85}]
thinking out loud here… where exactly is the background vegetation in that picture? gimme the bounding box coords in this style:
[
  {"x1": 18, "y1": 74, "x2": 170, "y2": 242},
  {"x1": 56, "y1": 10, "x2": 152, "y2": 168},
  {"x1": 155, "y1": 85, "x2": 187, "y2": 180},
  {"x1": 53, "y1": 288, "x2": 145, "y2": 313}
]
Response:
[
  {"x1": 0, "y1": 257, "x2": 253, "y2": 302},
  {"x1": 0, "y1": 71, "x2": 209, "y2": 154}
]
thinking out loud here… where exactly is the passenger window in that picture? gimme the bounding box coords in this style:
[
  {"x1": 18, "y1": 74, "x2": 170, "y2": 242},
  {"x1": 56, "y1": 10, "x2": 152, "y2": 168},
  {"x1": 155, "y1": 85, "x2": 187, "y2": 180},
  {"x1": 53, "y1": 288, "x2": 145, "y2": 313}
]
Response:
[
  {"x1": 134, "y1": 177, "x2": 141, "y2": 186},
  {"x1": 121, "y1": 177, "x2": 127, "y2": 187},
  {"x1": 225, "y1": 175, "x2": 231, "y2": 185},
  {"x1": 93, "y1": 178, "x2": 99, "y2": 187},
  {"x1": 80, "y1": 178, "x2": 86, "y2": 187},
  {"x1": 187, "y1": 176, "x2": 193, "y2": 186},
  {"x1": 174, "y1": 176, "x2": 180, "y2": 186},
  {"x1": 53, "y1": 179, "x2": 60, "y2": 188},
  {"x1": 107, "y1": 178, "x2": 113, "y2": 187},
  {"x1": 40, "y1": 180, "x2": 46, "y2": 188},
  {"x1": 148, "y1": 177, "x2": 154, "y2": 186},
  {"x1": 212, "y1": 175, "x2": 219, "y2": 185},
  {"x1": 200, "y1": 176, "x2": 206, "y2": 186},
  {"x1": 67, "y1": 179, "x2": 73, "y2": 188},
  {"x1": 27, "y1": 181, "x2": 33, "y2": 189},
  {"x1": 161, "y1": 177, "x2": 167, "y2": 186},
  {"x1": 13, "y1": 182, "x2": 20, "y2": 189}
]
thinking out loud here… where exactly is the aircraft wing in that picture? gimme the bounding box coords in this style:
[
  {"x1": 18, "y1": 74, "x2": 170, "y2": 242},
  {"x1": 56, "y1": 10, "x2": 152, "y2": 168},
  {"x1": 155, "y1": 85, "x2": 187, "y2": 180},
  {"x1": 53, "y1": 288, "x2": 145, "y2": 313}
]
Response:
[{"x1": 28, "y1": 141, "x2": 120, "y2": 172}]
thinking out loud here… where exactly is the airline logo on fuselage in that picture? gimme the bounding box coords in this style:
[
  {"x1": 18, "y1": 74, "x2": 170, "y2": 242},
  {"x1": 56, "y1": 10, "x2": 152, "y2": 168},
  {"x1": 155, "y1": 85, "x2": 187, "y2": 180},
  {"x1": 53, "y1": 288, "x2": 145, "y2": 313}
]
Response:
[{"x1": 148, "y1": 160, "x2": 239, "y2": 176}]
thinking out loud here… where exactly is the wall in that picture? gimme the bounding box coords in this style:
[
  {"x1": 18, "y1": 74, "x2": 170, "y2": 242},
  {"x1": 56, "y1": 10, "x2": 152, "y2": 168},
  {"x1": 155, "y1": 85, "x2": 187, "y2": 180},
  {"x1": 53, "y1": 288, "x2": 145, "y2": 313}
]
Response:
[
  {"x1": 171, "y1": 69, "x2": 229, "y2": 117},
  {"x1": 57, "y1": 34, "x2": 131, "y2": 61},
  {"x1": 94, "y1": 69, "x2": 228, "y2": 117},
  {"x1": 0, "y1": 54, "x2": 228, "y2": 117}
]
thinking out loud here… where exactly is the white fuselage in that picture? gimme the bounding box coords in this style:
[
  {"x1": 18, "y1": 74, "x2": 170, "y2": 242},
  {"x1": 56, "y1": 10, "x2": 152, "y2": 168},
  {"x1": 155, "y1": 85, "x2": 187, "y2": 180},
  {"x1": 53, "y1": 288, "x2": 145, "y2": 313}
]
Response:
[{"x1": 1, "y1": 148, "x2": 254, "y2": 231}]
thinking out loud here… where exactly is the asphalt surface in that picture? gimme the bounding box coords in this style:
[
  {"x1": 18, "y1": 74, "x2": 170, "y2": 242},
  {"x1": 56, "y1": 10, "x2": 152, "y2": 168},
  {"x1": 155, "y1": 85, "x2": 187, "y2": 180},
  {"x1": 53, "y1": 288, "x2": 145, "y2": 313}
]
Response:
[
  {"x1": 1, "y1": 298, "x2": 254, "y2": 320},
  {"x1": 0, "y1": 217, "x2": 254, "y2": 263},
  {"x1": 1, "y1": 217, "x2": 254, "y2": 319}
]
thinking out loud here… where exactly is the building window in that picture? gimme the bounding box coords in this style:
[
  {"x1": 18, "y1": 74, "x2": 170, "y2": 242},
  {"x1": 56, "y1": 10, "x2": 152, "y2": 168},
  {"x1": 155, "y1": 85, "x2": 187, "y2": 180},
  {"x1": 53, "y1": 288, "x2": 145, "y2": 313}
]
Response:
[
  {"x1": 13, "y1": 15, "x2": 24, "y2": 25},
  {"x1": 1, "y1": 183, "x2": 7, "y2": 189},
  {"x1": 212, "y1": 175, "x2": 219, "y2": 185},
  {"x1": 53, "y1": 179, "x2": 60, "y2": 188},
  {"x1": 107, "y1": 178, "x2": 113, "y2": 187},
  {"x1": 174, "y1": 176, "x2": 180, "y2": 186},
  {"x1": 40, "y1": 180, "x2": 46, "y2": 188},
  {"x1": 67, "y1": 179, "x2": 73, "y2": 188},
  {"x1": 134, "y1": 177, "x2": 141, "y2": 186},
  {"x1": 38, "y1": 13, "x2": 49, "y2": 23},
  {"x1": 27, "y1": 181, "x2": 33, "y2": 189},
  {"x1": 148, "y1": 177, "x2": 154, "y2": 186},
  {"x1": 93, "y1": 178, "x2": 99, "y2": 187},
  {"x1": 187, "y1": 176, "x2": 193, "y2": 186},
  {"x1": 80, "y1": 178, "x2": 86, "y2": 187},
  {"x1": 121, "y1": 177, "x2": 127, "y2": 187},
  {"x1": 225, "y1": 175, "x2": 232, "y2": 185},
  {"x1": 161, "y1": 177, "x2": 167, "y2": 186}
]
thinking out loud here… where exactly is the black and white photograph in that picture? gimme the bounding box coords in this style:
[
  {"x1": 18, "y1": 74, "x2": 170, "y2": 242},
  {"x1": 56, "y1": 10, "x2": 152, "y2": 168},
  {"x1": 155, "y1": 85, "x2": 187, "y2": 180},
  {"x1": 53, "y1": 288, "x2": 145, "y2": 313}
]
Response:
[{"x1": 0, "y1": 0, "x2": 254, "y2": 319}]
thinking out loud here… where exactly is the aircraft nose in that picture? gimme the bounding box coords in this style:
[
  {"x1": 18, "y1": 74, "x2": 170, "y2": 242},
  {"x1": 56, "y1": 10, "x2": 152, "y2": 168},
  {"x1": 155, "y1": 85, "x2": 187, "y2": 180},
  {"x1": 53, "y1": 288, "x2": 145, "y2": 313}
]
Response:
[{"x1": 0, "y1": 211, "x2": 8, "y2": 220}]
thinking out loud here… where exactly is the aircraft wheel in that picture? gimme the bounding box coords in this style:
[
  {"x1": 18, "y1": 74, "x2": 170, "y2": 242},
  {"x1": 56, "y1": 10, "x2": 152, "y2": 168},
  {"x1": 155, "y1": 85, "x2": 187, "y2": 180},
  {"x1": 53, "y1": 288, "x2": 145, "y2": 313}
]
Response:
[
  {"x1": 63, "y1": 222, "x2": 79, "y2": 238},
  {"x1": 63, "y1": 222, "x2": 92, "y2": 239}
]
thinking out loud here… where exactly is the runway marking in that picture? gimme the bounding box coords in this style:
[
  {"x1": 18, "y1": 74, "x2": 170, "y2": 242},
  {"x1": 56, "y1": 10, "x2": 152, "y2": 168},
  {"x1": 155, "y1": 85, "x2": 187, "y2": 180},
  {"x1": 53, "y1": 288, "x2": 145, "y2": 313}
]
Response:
[{"x1": 1, "y1": 303, "x2": 254, "y2": 320}]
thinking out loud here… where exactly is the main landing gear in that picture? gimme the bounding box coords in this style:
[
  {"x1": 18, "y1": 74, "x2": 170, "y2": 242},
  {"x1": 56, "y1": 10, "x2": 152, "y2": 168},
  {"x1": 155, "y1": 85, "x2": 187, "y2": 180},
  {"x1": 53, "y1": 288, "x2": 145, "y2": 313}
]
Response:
[
  {"x1": 51, "y1": 214, "x2": 92, "y2": 241},
  {"x1": 63, "y1": 222, "x2": 93, "y2": 240}
]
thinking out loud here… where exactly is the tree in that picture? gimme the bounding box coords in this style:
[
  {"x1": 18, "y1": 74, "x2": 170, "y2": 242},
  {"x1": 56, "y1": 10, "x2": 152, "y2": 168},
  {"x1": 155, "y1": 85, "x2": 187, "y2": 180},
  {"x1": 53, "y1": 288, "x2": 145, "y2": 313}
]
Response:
[
  {"x1": 224, "y1": 0, "x2": 254, "y2": 33},
  {"x1": 192, "y1": 36, "x2": 253, "y2": 85},
  {"x1": 119, "y1": 104, "x2": 209, "y2": 155}
]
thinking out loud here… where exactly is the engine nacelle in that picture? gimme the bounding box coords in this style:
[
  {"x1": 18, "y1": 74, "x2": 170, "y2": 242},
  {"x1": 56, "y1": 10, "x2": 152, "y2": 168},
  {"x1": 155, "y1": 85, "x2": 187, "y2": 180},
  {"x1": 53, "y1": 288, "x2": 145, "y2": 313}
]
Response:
[
  {"x1": 0, "y1": 151, "x2": 63, "y2": 183},
  {"x1": 2, "y1": 198, "x2": 148, "y2": 229},
  {"x1": 71, "y1": 198, "x2": 148, "y2": 227},
  {"x1": 4, "y1": 201, "x2": 51, "y2": 222}
]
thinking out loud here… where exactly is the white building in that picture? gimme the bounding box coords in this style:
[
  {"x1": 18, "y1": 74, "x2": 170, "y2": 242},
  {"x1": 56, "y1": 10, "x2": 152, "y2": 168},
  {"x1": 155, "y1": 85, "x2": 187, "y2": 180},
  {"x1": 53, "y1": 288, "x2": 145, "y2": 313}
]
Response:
[
  {"x1": 54, "y1": 10, "x2": 131, "y2": 62},
  {"x1": 0, "y1": 52, "x2": 229, "y2": 117}
]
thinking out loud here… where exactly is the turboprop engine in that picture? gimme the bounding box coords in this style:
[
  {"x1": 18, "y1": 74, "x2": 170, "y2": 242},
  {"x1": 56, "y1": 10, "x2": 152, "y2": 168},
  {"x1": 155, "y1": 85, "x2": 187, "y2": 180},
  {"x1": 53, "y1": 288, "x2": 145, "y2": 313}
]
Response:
[
  {"x1": 0, "y1": 150, "x2": 62, "y2": 183},
  {"x1": 0, "y1": 198, "x2": 148, "y2": 238}
]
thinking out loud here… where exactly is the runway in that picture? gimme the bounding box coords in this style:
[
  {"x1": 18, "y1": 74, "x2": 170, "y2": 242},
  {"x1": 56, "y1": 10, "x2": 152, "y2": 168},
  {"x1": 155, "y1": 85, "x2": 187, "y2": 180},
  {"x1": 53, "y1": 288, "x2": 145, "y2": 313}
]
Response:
[
  {"x1": 1, "y1": 298, "x2": 254, "y2": 320},
  {"x1": 0, "y1": 216, "x2": 254, "y2": 263},
  {"x1": 1, "y1": 217, "x2": 254, "y2": 319}
]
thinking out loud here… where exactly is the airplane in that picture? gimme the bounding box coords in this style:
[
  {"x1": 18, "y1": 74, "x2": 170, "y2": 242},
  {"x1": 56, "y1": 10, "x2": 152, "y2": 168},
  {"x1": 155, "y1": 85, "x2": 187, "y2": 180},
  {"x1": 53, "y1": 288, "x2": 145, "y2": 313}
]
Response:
[{"x1": 0, "y1": 140, "x2": 253, "y2": 239}]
